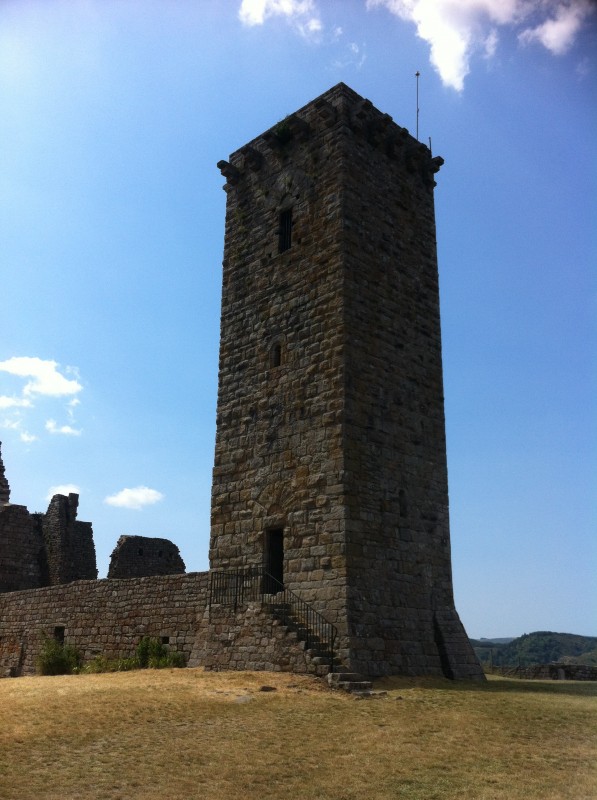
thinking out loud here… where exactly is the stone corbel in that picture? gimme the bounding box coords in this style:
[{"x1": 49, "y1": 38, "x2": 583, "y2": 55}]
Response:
[
  {"x1": 314, "y1": 98, "x2": 337, "y2": 126},
  {"x1": 240, "y1": 146, "x2": 263, "y2": 172},
  {"x1": 217, "y1": 159, "x2": 241, "y2": 189}
]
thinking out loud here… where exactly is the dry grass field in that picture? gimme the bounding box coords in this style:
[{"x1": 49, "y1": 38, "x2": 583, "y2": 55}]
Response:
[{"x1": 0, "y1": 668, "x2": 595, "y2": 800}]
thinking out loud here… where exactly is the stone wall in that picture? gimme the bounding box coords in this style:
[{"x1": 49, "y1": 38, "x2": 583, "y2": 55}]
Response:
[
  {"x1": 0, "y1": 504, "x2": 47, "y2": 593},
  {"x1": 108, "y1": 535, "x2": 186, "y2": 579},
  {"x1": 490, "y1": 664, "x2": 597, "y2": 681},
  {"x1": 0, "y1": 442, "x2": 9, "y2": 504},
  {"x1": 189, "y1": 602, "x2": 327, "y2": 675},
  {"x1": 0, "y1": 572, "x2": 209, "y2": 677},
  {"x1": 0, "y1": 444, "x2": 97, "y2": 593},
  {"x1": 42, "y1": 493, "x2": 97, "y2": 584}
]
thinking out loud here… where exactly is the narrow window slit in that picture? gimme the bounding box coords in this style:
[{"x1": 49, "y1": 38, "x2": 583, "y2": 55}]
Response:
[
  {"x1": 278, "y1": 209, "x2": 292, "y2": 253},
  {"x1": 270, "y1": 342, "x2": 282, "y2": 368}
]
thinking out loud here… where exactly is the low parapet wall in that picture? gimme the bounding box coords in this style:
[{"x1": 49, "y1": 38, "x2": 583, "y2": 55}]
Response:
[
  {"x1": 489, "y1": 664, "x2": 597, "y2": 681},
  {"x1": 0, "y1": 572, "x2": 209, "y2": 677}
]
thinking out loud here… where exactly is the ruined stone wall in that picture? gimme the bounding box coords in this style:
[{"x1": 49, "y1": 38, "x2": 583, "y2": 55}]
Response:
[
  {"x1": 0, "y1": 572, "x2": 209, "y2": 677},
  {"x1": 490, "y1": 664, "x2": 597, "y2": 681},
  {"x1": 0, "y1": 504, "x2": 47, "y2": 593},
  {"x1": 0, "y1": 442, "x2": 9, "y2": 504},
  {"x1": 0, "y1": 489, "x2": 96, "y2": 594},
  {"x1": 42, "y1": 494, "x2": 97, "y2": 584},
  {"x1": 108, "y1": 535, "x2": 186, "y2": 579}
]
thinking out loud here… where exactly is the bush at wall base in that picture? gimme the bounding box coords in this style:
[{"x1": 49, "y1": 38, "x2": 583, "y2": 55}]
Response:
[
  {"x1": 36, "y1": 637, "x2": 83, "y2": 676},
  {"x1": 35, "y1": 635, "x2": 185, "y2": 675}
]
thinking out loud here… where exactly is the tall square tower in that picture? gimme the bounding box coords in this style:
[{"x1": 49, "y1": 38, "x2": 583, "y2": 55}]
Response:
[{"x1": 210, "y1": 84, "x2": 482, "y2": 679}]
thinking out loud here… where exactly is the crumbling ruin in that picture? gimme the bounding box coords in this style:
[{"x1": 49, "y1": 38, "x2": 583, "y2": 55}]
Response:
[
  {"x1": 108, "y1": 535, "x2": 185, "y2": 579},
  {"x1": 0, "y1": 443, "x2": 97, "y2": 593}
]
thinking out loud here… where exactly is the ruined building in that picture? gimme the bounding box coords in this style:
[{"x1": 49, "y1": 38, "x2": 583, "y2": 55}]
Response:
[
  {"x1": 108, "y1": 535, "x2": 185, "y2": 579},
  {"x1": 0, "y1": 442, "x2": 97, "y2": 593},
  {"x1": 0, "y1": 84, "x2": 483, "y2": 681}
]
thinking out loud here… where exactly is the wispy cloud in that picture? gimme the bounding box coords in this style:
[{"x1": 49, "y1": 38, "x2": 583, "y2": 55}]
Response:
[
  {"x1": 0, "y1": 357, "x2": 83, "y2": 442},
  {"x1": 104, "y1": 486, "x2": 164, "y2": 510},
  {"x1": 0, "y1": 395, "x2": 32, "y2": 410},
  {"x1": 239, "y1": 0, "x2": 323, "y2": 39},
  {"x1": 45, "y1": 419, "x2": 82, "y2": 436},
  {"x1": 47, "y1": 484, "x2": 80, "y2": 501},
  {"x1": 333, "y1": 40, "x2": 367, "y2": 70},
  {"x1": 518, "y1": 1, "x2": 592, "y2": 54},
  {"x1": 367, "y1": 0, "x2": 595, "y2": 90}
]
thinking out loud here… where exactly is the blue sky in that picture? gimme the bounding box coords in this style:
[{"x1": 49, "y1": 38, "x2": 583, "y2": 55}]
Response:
[{"x1": 1, "y1": 0, "x2": 595, "y2": 639}]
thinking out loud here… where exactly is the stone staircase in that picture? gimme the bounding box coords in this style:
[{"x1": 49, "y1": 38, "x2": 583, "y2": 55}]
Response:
[
  {"x1": 266, "y1": 600, "x2": 338, "y2": 676},
  {"x1": 267, "y1": 601, "x2": 386, "y2": 696}
]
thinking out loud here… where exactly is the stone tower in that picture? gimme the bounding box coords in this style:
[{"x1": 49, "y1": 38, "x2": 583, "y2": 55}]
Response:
[{"x1": 210, "y1": 83, "x2": 483, "y2": 679}]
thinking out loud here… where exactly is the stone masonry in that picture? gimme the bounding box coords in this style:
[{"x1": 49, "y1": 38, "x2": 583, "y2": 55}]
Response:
[
  {"x1": 210, "y1": 83, "x2": 483, "y2": 679},
  {"x1": 108, "y1": 535, "x2": 186, "y2": 579},
  {"x1": 0, "y1": 573, "x2": 208, "y2": 677},
  {"x1": 0, "y1": 442, "x2": 97, "y2": 593},
  {"x1": 0, "y1": 442, "x2": 9, "y2": 505}
]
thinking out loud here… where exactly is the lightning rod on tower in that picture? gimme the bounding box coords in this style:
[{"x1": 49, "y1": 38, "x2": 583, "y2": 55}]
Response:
[{"x1": 415, "y1": 70, "x2": 420, "y2": 141}]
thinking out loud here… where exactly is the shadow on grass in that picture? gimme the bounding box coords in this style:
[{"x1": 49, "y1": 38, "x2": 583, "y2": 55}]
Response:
[{"x1": 373, "y1": 674, "x2": 597, "y2": 698}]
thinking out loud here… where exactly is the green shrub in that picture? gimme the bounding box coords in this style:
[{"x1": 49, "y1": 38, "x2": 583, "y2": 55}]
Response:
[
  {"x1": 136, "y1": 636, "x2": 185, "y2": 669},
  {"x1": 36, "y1": 637, "x2": 82, "y2": 676},
  {"x1": 82, "y1": 655, "x2": 139, "y2": 674},
  {"x1": 81, "y1": 638, "x2": 185, "y2": 673}
]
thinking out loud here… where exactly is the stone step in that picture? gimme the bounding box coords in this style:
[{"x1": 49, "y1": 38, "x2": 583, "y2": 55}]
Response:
[
  {"x1": 337, "y1": 680, "x2": 373, "y2": 692},
  {"x1": 310, "y1": 655, "x2": 332, "y2": 666},
  {"x1": 327, "y1": 672, "x2": 367, "y2": 686}
]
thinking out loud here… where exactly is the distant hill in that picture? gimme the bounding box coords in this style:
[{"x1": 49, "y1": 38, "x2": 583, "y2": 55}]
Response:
[
  {"x1": 471, "y1": 636, "x2": 516, "y2": 645},
  {"x1": 471, "y1": 631, "x2": 597, "y2": 668}
]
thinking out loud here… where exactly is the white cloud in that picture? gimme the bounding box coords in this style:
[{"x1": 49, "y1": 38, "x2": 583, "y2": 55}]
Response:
[
  {"x1": 239, "y1": 0, "x2": 323, "y2": 38},
  {"x1": 104, "y1": 486, "x2": 165, "y2": 510},
  {"x1": 0, "y1": 357, "x2": 82, "y2": 397},
  {"x1": 1, "y1": 419, "x2": 21, "y2": 431},
  {"x1": 519, "y1": 1, "x2": 593, "y2": 55},
  {"x1": 46, "y1": 484, "x2": 80, "y2": 500},
  {"x1": 0, "y1": 395, "x2": 32, "y2": 410},
  {"x1": 0, "y1": 357, "x2": 84, "y2": 442},
  {"x1": 333, "y1": 40, "x2": 368, "y2": 70},
  {"x1": 45, "y1": 419, "x2": 82, "y2": 436},
  {"x1": 367, "y1": 0, "x2": 595, "y2": 91}
]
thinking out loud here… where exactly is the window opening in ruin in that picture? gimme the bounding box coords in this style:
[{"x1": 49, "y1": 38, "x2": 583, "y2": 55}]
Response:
[
  {"x1": 54, "y1": 626, "x2": 65, "y2": 645},
  {"x1": 278, "y1": 209, "x2": 292, "y2": 253},
  {"x1": 161, "y1": 636, "x2": 169, "y2": 645},
  {"x1": 264, "y1": 528, "x2": 284, "y2": 592},
  {"x1": 270, "y1": 342, "x2": 282, "y2": 368},
  {"x1": 138, "y1": 548, "x2": 144, "y2": 556}
]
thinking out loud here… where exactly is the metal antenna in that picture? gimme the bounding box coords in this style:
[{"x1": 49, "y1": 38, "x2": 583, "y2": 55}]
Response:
[{"x1": 415, "y1": 71, "x2": 420, "y2": 140}]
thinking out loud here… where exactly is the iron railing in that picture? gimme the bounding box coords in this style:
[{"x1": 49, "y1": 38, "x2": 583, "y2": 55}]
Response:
[{"x1": 208, "y1": 566, "x2": 337, "y2": 672}]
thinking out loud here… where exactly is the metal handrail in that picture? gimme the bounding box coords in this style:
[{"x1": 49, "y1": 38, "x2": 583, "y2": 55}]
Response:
[{"x1": 208, "y1": 566, "x2": 337, "y2": 672}]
